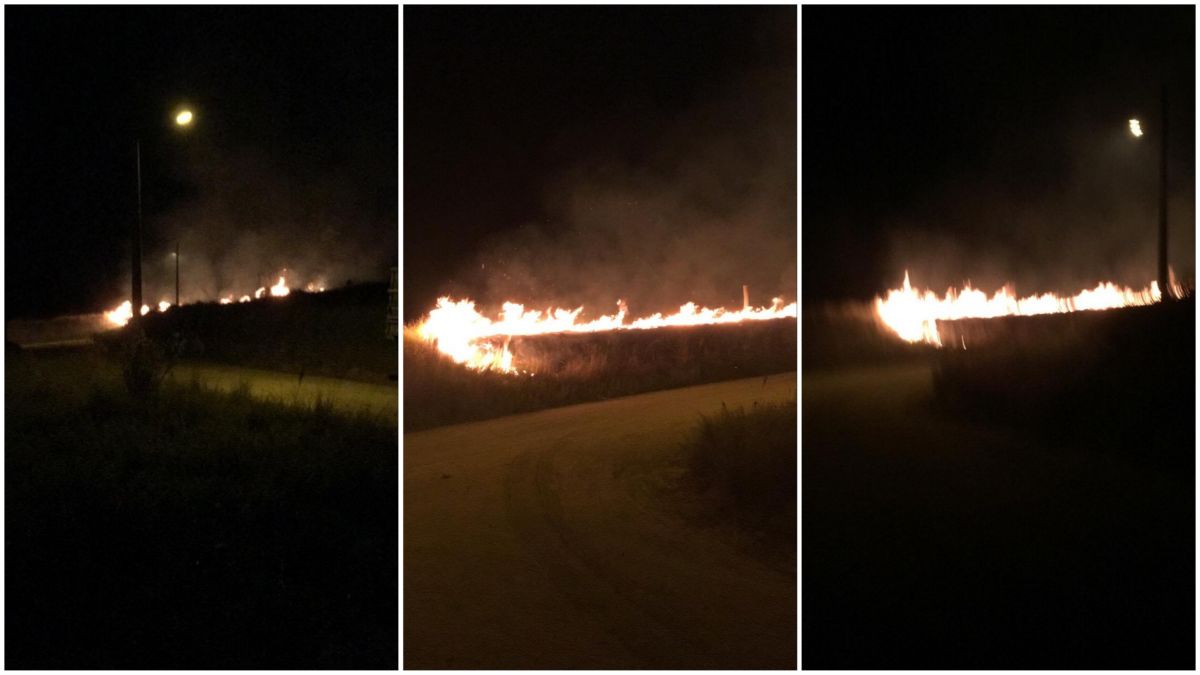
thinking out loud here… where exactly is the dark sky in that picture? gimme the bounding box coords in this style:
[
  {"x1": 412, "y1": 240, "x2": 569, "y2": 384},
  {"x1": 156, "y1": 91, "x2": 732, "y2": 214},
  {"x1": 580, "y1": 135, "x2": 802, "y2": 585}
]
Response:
[
  {"x1": 6, "y1": 6, "x2": 397, "y2": 319},
  {"x1": 803, "y1": 6, "x2": 1195, "y2": 302},
  {"x1": 404, "y1": 6, "x2": 797, "y2": 318}
]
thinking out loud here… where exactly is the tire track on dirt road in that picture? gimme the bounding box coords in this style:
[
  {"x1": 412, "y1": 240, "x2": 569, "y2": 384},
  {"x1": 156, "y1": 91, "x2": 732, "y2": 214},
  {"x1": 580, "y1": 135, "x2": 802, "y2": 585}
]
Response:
[{"x1": 405, "y1": 373, "x2": 796, "y2": 669}]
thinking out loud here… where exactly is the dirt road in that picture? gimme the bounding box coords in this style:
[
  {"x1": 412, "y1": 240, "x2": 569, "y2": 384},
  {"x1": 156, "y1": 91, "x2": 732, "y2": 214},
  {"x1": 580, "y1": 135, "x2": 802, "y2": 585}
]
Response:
[{"x1": 404, "y1": 374, "x2": 797, "y2": 669}]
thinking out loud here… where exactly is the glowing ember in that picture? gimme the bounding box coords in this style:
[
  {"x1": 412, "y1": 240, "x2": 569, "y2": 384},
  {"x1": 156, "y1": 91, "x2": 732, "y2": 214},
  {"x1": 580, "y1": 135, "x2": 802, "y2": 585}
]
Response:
[
  {"x1": 415, "y1": 296, "x2": 798, "y2": 374},
  {"x1": 875, "y1": 270, "x2": 1184, "y2": 346}
]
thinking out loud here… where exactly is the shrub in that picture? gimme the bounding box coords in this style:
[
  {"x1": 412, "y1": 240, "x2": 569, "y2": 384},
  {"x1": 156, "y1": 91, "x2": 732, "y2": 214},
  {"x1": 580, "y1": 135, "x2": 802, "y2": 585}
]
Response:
[
  {"x1": 119, "y1": 330, "x2": 171, "y2": 399},
  {"x1": 686, "y1": 400, "x2": 797, "y2": 516}
]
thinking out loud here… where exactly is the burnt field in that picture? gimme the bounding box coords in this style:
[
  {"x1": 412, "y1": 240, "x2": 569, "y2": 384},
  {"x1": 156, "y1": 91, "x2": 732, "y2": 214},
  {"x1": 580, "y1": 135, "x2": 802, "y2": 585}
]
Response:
[{"x1": 404, "y1": 317, "x2": 796, "y2": 431}]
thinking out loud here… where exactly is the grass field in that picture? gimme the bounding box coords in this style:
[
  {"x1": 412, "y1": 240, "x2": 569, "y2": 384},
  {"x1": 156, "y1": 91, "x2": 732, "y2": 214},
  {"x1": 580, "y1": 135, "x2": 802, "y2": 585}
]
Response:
[
  {"x1": 6, "y1": 349, "x2": 398, "y2": 669},
  {"x1": 404, "y1": 317, "x2": 796, "y2": 431},
  {"x1": 168, "y1": 361, "x2": 397, "y2": 422},
  {"x1": 683, "y1": 399, "x2": 796, "y2": 559},
  {"x1": 110, "y1": 283, "x2": 397, "y2": 383}
]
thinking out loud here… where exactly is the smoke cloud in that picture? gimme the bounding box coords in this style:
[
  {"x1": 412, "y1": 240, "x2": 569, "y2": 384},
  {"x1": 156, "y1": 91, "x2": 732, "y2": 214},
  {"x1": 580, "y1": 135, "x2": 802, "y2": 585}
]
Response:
[
  {"x1": 136, "y1": 145, "x2": 397, "y2": 305},
  {"x1": 882, "y1": 90, "x2": 1194, "y2": 296},
  {"x1": 451, "y1": 68, "x2": 797, "y2": 318}
]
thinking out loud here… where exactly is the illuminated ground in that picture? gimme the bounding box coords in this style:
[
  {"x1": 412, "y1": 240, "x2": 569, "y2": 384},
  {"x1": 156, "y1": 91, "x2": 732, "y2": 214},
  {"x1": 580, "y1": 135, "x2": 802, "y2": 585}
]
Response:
[
  {"x1": 167, "y1": 361, "x2": 396, "y2": 422},
  {"x1": 404, "y1": 373, "x2": 797, "y2": 669}
]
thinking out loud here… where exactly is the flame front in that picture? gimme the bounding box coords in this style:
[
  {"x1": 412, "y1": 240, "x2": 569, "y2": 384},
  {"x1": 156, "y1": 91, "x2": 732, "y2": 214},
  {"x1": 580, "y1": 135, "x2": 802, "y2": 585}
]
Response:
[
  {"x1": 269, "y1": 276, "x2": 290, "y2": 297},
  {"x1": 102, "y1": 272, "x2": 324, "y2": 327},
  {"x1": 415, "y1": 296, "x2": 797, "y2": 374},
  {"x1": 875, "y1": 270, "x2": 1184, "y2": 346}
]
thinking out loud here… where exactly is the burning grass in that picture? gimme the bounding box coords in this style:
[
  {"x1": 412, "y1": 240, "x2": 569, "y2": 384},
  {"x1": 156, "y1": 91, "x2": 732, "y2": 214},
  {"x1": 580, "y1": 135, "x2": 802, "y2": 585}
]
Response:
[
  {"x1": 5, "y1": 350, "x2": 397, "y2": 668},
  {"x1": 404, "y1": 317, "x2": 797, "y2": 431},
  {"x1": 100, "y1": 283, "x2": 396, "y2": 384},
  {"x1": 415, "y1": 296, "x2": 796, "y2": 373},
  {"x1": 874, "y1": 270, "x2": 1186, "y2": 346}
]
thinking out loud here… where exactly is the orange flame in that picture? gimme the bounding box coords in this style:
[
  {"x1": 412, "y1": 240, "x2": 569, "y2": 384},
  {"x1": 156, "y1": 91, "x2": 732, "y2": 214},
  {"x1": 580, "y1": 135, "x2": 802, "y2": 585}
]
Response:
[
  {"x1": 102, "y1": 272, "x2": 324, "y2": 328},
  {"x1": 875, "y1": 270, "x2": 1184, "y2": 346},
  {"x1": 415, "y1": 296, "x2": 797, "y2": 373}
]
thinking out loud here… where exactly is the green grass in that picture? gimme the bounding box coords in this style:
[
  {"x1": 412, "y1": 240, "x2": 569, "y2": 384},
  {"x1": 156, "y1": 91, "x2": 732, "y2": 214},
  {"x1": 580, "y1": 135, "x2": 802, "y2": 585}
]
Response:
[{"x1": 5, "y1": 350, "x2": 397, "y2": 669}]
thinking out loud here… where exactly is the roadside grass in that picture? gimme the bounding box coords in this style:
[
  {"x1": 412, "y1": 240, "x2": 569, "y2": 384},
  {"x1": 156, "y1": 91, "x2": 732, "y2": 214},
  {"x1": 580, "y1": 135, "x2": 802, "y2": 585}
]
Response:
[
  {"x1": 5, "y1": 350, "x2": 397, "y2": 669},
  {"x1": 404, "y1": 318, "x2": 796, "y2": 431},
  {"x1": 98, "y1": 283, "x2": 397, "y2": 384},
  {"x1": 681, "y1": 400, "x2": 797, "y2": 562},
  {"x1": 168, "y1": 361, "x2": 397, "y2": 422}
]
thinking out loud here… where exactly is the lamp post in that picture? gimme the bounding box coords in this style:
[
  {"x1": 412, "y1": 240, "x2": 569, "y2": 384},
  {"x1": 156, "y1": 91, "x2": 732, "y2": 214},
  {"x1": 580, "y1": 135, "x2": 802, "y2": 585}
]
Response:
[
  {"x1": 1157, "y1": 86, "x2": 1168, "y2": 300},
  {"x1": 131, "y1": 106, "x2": 193, "y2": 319},
  {"x1": 133, "y1": 141, "x2": 143, "y2": 315},
  {"x1": 1128, "y1": 86, "x2": 1168, "y2": 301}
]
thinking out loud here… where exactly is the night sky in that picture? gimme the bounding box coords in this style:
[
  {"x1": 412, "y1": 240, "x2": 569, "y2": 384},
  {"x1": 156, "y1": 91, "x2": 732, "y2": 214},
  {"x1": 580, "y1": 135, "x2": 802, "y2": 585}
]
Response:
[
  {"x1": 404, "y1": 6, "x2": 797, "y2": 318},
  {"x1": 6, "y1": 6, "x2": 397, "y2": 319},
  {"x1": 803, "y1": 6, "x2": 1194, "y2": 302}
]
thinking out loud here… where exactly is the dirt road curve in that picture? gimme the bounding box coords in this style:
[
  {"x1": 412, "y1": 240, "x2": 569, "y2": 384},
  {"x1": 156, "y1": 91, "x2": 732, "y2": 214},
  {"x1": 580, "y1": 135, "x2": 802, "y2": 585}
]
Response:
[{"x1": 404, "y1": 374, "x2": 797, "y2": 669}]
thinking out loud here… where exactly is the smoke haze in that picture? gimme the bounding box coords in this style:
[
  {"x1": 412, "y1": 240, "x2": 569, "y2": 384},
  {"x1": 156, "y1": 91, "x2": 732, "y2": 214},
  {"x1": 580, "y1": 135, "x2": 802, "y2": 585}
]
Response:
[
  {"x1": 447, "y1": 68, "x2": 797, "y2": 319},
  {"x1": 882, "y1": 99, "x2": 1195, "y2": 296},
  {"x1": 132, "y1": 144, "x2": 397, "y2": 306},
  {"x1": 802, "y1": 6, "x2": 1194, "y2": 303}
]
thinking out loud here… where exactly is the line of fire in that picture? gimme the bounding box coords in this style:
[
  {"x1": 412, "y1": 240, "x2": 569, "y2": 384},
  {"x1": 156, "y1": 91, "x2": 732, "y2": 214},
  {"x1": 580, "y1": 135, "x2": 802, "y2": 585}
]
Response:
[
  {"x1": 6, "y1": 7, "x2": 398, "y2": 669},
  {"x1": 803, "y1": 6, "x2": 1194, "y2": 670}
]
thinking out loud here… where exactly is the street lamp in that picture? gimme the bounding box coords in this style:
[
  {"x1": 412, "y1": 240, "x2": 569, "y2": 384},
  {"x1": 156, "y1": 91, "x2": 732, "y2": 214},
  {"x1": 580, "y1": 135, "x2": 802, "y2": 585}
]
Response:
[
  {"x1": 132, "y1": 104, "x2": 195, "y2": 318},
  {"x1": 1126, "y1": 86, "x2": 1168, "y2": 300}
]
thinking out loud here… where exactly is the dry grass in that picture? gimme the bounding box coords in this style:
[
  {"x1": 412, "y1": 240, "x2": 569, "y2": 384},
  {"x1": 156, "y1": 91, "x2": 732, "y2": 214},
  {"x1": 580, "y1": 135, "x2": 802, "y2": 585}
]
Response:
[{"x1": 404, "y1": 318, "x2": 796, "y2": 431}]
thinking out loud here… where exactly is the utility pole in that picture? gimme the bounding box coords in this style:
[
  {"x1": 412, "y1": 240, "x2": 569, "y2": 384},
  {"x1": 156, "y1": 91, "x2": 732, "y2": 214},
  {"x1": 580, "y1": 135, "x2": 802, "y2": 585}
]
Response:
[
  {"x1": 175, "y1": 242, "x2": 180, "y2": 306},
  {"x1": 1158, "y1": 84, "x2": 1169, "y2": 299},
  {"x1": 132, "y1": 141, "x2": 143, "y2": 316}
]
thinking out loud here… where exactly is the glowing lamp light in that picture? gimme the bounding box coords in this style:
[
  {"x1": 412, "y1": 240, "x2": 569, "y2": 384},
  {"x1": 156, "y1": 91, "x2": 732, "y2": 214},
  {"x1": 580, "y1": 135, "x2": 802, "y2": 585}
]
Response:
[
  {"x1": 1129, "y1": 118, "x2": 1143, "y2": 137},
  {"x1": 175, "y1": 109, "x2": 194, "y2": 126}
]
